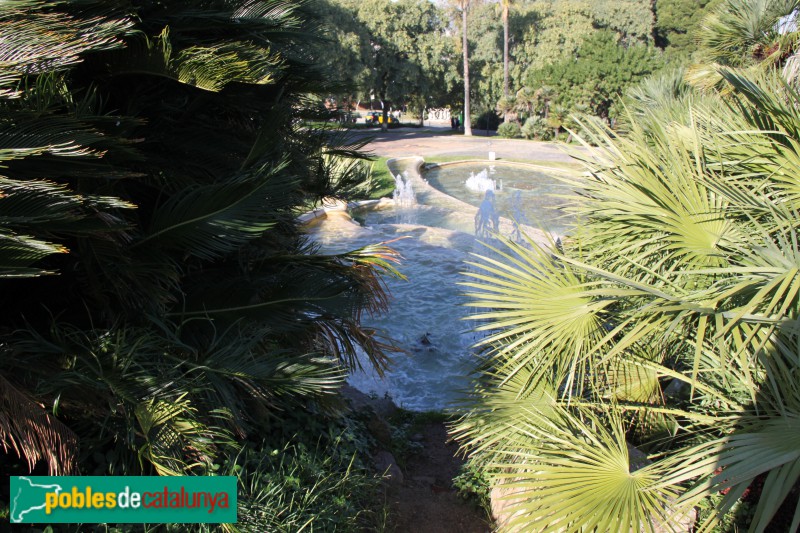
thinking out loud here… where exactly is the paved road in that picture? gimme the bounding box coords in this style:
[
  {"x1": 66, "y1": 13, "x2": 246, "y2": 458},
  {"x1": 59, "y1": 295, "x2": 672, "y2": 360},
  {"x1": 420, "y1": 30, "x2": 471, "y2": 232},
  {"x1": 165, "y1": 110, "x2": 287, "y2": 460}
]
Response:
[{"x1": 346, "y1": 126, "x2": 584, "y2": 164}]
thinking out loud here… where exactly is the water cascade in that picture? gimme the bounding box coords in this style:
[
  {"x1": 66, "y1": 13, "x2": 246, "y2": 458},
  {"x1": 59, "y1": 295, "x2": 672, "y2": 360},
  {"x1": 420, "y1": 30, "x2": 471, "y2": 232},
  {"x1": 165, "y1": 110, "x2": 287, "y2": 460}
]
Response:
[
  {"x1": 309, "y1": 162, "x2": 575, "y2": 409},
  {"x1": 393, "y1": 172, "x2": 417, "y2": 207},
  {"x1": 509, "y1": 190, "x2": 529, "y2": 242}
]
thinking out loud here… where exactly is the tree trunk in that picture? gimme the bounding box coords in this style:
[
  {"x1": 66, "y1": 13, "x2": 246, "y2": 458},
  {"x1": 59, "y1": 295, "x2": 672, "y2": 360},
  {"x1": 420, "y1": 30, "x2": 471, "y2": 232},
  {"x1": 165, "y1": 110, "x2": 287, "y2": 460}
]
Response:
[
  {"x1": 462, "y1": 3, "x2": 472, "y2": 136},
  {"x1": 380, "y1": 94, "x2": 388, "y2": 132},
  {"x1": 503, "y1": 5, "x2": 510, "y2": 124}
]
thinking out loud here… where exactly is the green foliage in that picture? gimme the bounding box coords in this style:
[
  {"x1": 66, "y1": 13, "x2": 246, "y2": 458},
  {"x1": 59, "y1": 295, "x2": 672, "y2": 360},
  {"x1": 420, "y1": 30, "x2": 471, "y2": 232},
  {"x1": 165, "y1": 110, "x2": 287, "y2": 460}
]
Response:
[
  {"x1": 520, "y1": 116, "x2": 552, "y2": 140},
  {"x1": 453, "y1": 459, "x2": 492, "y2": 513},
  {"x1": 319, "y1": 0, "x2": 456, "y2": 116},
  {"x1": 473, "y1": 110, "x2": 501, "y2": 131},
  {"x1": 0, "y1": 0, "x2": 396, "y2": 511},
  {"x1": 314, "y1": 0, "x2": 719, "y2": 130},
  {"x1": 591, "y1": 0, "x2": 656, "y2": 43},
  {"x1": 453, "y1": 63, "x2": 800, "y2": 533},
  {"x1": 228, "y1": 408, "x2": 385, "y2": 533},
  {"x1": 10, "y1": 409, "x2": 388, "y2": 532},
  {"x1": 687, "y1": 0, "x2": 800, "y2": 89},
  {"x1": 496, "y1": 121, "x2": 522, "y2": 138},
  {"x1": 654, "y1": 0, "x2": 722, "y2": 54},
  {"x1": 525, "y1": 30, "x2": 664, "y2": 120},
  {"x1": 365, "y1": 157, "x2": 396, "y2": 200},
  {"x1": 234, "y1": 442, "x2": 384, "y2": 533}
]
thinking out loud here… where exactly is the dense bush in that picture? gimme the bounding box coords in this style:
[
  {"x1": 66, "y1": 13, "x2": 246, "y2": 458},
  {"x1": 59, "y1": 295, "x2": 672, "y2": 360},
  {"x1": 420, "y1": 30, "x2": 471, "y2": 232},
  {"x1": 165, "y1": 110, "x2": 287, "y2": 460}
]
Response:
[
  {"x1": 0, "y1": 0, "x2": 396, "y2": 527},
  {"x1": 525, "y1": 30, "x2": 663, "y2": 121},
  {"x1": 496, "y1": 121, "x2": 522, "y2": 138},
  {"x1": 520, "y1": 116, "x2": 552, "y2": 140},
  {"x1": 472, "y1": 110, "x2": 502, "y2": 132}
]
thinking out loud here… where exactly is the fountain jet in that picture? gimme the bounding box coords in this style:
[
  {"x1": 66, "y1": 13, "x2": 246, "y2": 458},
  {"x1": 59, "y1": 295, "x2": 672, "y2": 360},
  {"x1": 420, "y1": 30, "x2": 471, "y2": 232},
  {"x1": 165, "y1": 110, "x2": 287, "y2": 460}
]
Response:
[
  {"x1": 393, "y1": 172, "x2": 417, "y2": 207},
  {"x1": 465, "y1": 168, "x2": 500, "y2": 193}
]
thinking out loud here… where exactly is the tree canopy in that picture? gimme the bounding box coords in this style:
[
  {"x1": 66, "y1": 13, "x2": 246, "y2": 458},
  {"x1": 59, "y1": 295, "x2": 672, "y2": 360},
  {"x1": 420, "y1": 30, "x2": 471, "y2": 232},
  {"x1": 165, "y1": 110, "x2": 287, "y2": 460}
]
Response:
[{"x1": 311, "y1": 0, "x2": 724, "y2": 129}]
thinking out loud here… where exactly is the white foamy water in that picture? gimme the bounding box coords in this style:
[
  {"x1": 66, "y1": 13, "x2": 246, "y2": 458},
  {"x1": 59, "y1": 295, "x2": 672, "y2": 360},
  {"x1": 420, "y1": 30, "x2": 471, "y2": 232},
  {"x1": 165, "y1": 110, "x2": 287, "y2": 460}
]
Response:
[{"x1": 306, "y1": 213, "x2": 480, "y2": 410}]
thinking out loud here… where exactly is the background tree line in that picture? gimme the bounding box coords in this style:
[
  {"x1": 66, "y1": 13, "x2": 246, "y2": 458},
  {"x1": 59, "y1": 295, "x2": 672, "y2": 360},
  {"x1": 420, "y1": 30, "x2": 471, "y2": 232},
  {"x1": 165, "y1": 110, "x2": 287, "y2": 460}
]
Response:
[{"x1": 313, "y1": 0, "x2": 724, "y2": 134}]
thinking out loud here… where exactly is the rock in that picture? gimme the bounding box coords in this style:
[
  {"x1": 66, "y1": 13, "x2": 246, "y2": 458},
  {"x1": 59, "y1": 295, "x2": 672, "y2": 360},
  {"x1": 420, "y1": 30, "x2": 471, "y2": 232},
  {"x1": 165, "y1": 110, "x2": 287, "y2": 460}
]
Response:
[
  {"x1": 652, "y1": 507, "x2": 697, "y2": 533},
  {"x1": 374, "y1": 450, "x2": 404, "y2": 488},
  {"x1": 489, "y1": 480, "x2": 528, "y2": 532},
  {"x1": 367, "y1": 414, "x2": 393, "y2": 447},
  {"x1": 340, "y1": 384, "x2": 399, "y2": 419}
]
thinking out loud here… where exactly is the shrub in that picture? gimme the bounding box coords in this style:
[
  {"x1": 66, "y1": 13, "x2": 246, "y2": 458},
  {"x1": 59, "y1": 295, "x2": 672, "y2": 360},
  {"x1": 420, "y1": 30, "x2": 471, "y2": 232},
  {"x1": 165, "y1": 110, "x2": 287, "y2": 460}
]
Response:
[
  {"x1": 473, "y1": 110, "x2": 501, "y2": 131},
  {"x1": 453, "y1": 72, "x2": 800, "y2": 532},
  {"x1": 496, "y1": 122, "x2": 522, "y2": 139},
  {"x1": 521, "y1": 116, "x2": 552, "y2": 140}
]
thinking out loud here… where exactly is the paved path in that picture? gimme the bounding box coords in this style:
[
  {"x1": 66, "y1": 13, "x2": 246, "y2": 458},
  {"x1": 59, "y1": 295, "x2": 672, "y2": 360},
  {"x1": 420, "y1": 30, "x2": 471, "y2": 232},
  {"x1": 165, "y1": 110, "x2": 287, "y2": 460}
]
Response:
[{"x1": 346, "y1": 127, "x2": 584, "y2": 164}]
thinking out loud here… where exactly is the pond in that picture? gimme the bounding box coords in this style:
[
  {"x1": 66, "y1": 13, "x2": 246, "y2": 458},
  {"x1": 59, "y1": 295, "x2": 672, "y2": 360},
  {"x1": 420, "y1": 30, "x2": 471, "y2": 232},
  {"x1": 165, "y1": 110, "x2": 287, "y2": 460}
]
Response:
[{"x1": 357, "y1": 161, "x2": 577, "y2": 236}]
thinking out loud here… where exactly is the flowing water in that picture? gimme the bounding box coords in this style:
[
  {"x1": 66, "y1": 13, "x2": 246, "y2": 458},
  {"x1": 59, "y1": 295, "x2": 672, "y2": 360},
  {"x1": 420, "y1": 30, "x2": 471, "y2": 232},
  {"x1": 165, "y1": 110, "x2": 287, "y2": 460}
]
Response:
[{"x1": 307, "y1": 161, "x2": 575, "y2": 410}]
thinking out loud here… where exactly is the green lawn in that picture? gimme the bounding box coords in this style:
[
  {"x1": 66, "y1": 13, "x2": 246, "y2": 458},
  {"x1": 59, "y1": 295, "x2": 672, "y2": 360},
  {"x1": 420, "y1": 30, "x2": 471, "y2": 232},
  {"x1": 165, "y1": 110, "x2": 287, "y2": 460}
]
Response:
[{"x1": 367, "y1": 156, "x2": 395, "y2": 199}]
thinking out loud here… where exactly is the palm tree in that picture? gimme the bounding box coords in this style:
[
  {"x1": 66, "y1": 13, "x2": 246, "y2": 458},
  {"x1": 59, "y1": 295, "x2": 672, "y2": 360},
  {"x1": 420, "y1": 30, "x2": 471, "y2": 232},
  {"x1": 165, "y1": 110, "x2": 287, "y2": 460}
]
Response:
[
  {"x1": 453, "y1": 68, "x2": 800, "y2": 532},
  {"x1": 687, "y1": 0, "x2": 800, "y2": 89},
  {"x1": 0, "y1": 0, "x2": 397, "y2": 486},
  {"x1": 458, "y1": 0, "x2": 474, "y2": 136},
  {"x1": 500, "y1": 0, "x2": 514, "y2": 123}
]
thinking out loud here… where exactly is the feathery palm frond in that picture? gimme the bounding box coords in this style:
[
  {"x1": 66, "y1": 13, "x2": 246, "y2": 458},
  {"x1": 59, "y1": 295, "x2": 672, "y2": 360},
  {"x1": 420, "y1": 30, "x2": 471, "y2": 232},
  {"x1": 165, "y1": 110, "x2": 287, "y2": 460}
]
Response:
[
  {"x1": 0, "y1": 0, "x2": 133, "y2": 97},
  {"x1": 0, "y1": 0, "x2": 393, "y2": 484},
  {"x1": 0, "y1": 374, "x2": 77, "y2": 475}
]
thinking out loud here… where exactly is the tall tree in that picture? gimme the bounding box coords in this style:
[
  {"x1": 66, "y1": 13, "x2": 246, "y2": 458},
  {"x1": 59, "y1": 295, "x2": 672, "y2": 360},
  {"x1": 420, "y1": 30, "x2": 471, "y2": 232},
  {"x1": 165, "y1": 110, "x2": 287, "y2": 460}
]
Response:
[
  {"x1": 354, "y1": 0, "x2": 454, "y2": 127},
  {"x1": 525, "y1": 30, "x2": 663, "y2": 120},
  {"x1": 501, "y1": 0, "x2": 513, "y2": 122},
  {"x1": 654, "y1": 0, "x2": 721, "y2": 55},
  {"x1": 458, "y1": 0, "x2": 474, "y2": 135}
]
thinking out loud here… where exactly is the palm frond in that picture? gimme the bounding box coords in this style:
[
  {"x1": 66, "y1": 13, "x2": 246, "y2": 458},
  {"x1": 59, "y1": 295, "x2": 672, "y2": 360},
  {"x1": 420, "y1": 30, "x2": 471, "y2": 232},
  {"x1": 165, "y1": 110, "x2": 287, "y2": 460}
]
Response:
[
  {"x1": 0, "y1": 374, "x2": 77, "y2": 475},
  {"x1": 0, "y1": 232, "x2": 65, "y2": 277},
  {"x1": 135, "y1": 395, "x2": 230, "y2": 475},
  {"x1": 462, "y1": 236, "x2": 610, "y2": 389},
  {"x1": 133, "y1": 166, "x2": 294, "y2": 260},
  {"x1": 109, "y1": 26, "x2": 284, "y2": 93},
  {"x1": 0, "y1": 0, "x2": 133, "y2": 84},
  {"x1": 491, "y1": 407, "x2": 685, "y2": 533}
]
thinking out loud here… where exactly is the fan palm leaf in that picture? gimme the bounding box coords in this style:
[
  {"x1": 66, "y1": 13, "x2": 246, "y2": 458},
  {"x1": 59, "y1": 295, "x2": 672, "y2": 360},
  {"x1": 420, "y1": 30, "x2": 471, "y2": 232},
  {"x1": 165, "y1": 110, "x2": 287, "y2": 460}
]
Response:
[
  {"x1": 491, "y1": 408, "x2": 686, "y2": 533},
  {"x1": 687, "y1": 0, "x2": 800, "y2": 90},
  {"x1": 455, "y1": 65, "x2": 800, "y2": 531},
  {"x1": 462, "y1": 237, "x2": 612, "y2": 390}
]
